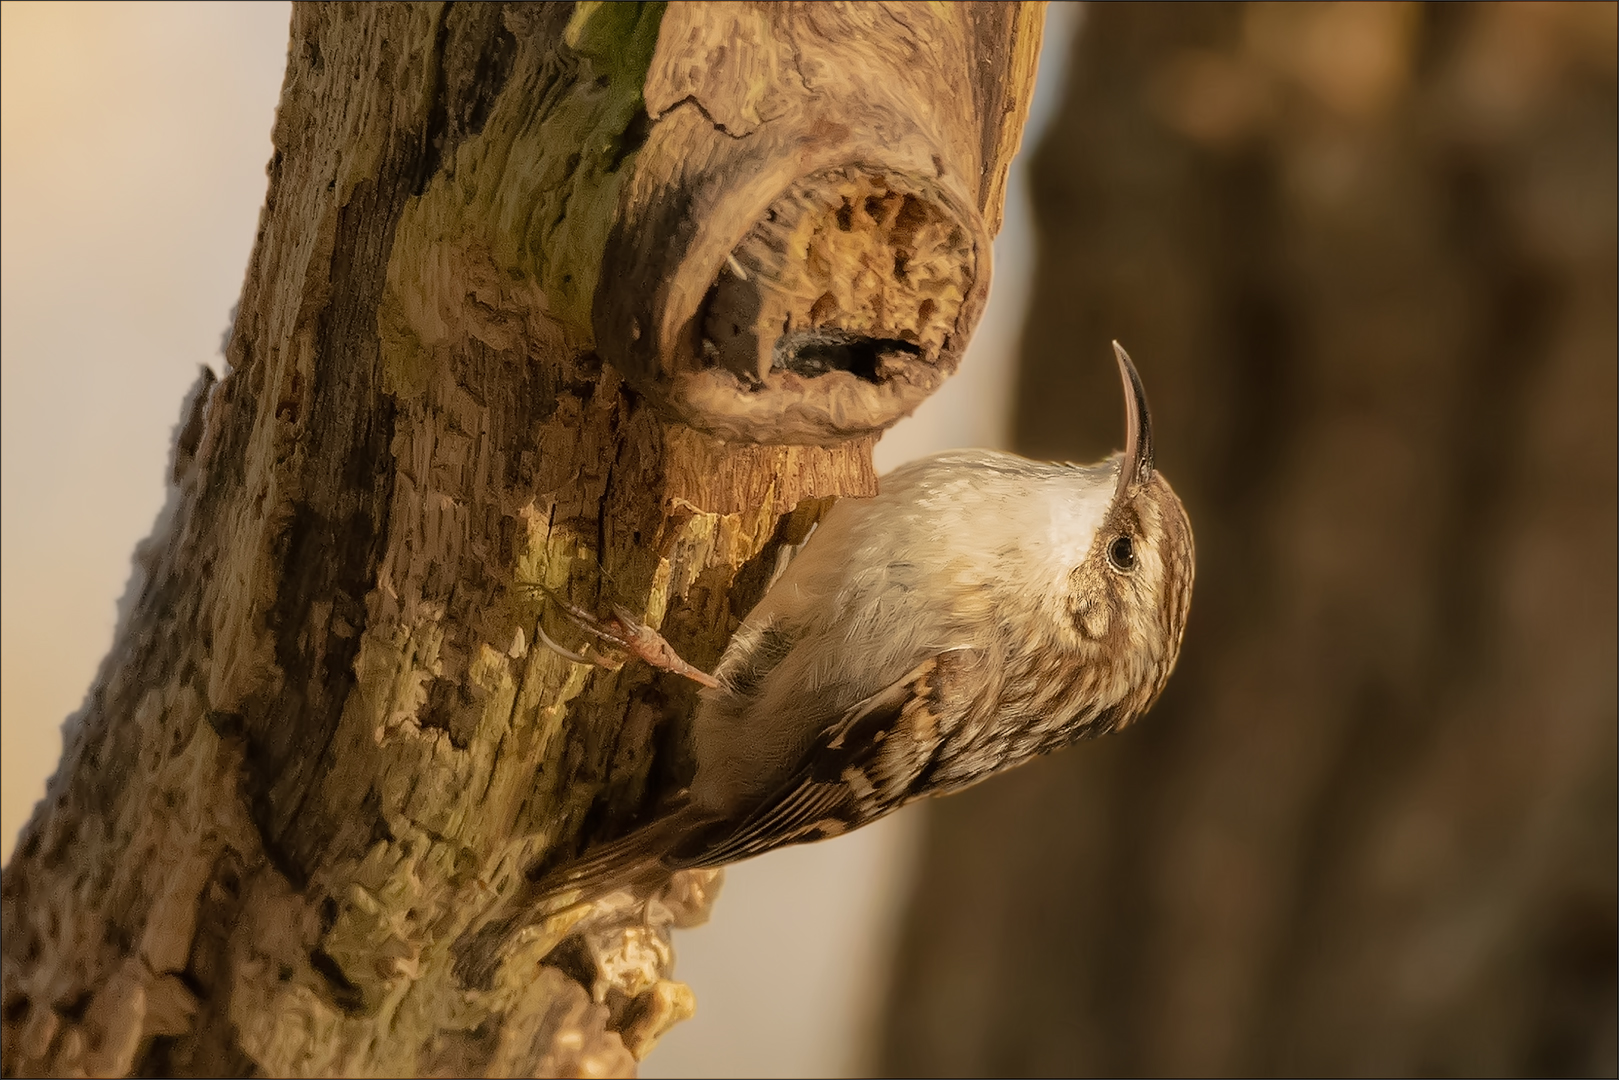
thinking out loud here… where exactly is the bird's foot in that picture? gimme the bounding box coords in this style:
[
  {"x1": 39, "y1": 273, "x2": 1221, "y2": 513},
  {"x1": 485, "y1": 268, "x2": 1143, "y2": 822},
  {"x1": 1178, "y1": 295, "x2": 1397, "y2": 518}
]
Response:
[{"x1": 533, "y1": 586, "x2": 720, "y2": 689}]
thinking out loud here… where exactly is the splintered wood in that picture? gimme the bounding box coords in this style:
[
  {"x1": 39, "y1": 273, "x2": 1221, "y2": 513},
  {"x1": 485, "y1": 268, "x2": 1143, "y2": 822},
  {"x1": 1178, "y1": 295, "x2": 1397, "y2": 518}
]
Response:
[
  {"x1": 595, "y1": 2, "x2": 1046, "y2": 445},
  {"x1": 701, "y1": 168, "x2": 976, "y2": 386}
]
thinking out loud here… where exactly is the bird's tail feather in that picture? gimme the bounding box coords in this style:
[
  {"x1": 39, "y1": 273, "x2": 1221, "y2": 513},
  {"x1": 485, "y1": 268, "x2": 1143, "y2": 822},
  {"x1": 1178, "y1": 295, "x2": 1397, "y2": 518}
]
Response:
[{"x1": 531, "y1": 806, "x2": 705, "y2": 911}]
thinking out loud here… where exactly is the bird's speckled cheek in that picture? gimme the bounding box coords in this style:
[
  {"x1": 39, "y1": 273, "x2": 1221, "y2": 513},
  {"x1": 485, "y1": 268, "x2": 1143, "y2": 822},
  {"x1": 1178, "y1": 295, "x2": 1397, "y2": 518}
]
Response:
[{"x1": 1074, "y1": 597, "x2": 1110, "y2": 640}]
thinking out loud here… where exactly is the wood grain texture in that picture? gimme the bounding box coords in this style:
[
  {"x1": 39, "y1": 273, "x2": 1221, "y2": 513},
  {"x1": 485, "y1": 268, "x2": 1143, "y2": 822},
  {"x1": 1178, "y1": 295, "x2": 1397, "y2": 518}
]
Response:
[
  {"x1": 0, "y1": 3, "x2": 1040, "y2": 1077},
  {"x1": 596, "y1": 0, "x2": 1045, "y2": 444}
]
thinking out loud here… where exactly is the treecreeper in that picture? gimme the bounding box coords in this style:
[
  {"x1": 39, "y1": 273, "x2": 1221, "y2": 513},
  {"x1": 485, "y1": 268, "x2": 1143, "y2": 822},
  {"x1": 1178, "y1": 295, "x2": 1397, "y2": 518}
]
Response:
[{"x1": 524, "y1": 342, "x2": 1194, "y2": 909}]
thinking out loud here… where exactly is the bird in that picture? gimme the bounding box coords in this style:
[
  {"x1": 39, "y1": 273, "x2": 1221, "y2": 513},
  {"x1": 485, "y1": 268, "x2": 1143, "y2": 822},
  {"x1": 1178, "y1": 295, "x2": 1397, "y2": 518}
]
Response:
[{"x1": 534, "y1": 342, "x2": 1194, "y2": 908}]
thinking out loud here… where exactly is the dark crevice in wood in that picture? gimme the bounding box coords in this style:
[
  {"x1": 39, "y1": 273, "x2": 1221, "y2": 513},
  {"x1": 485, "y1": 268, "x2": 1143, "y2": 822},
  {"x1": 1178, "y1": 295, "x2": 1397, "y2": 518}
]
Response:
[
  {"x1": 773, "y1": 331, "x2": 922, "y2": 382},
  {"x1": 414, "y1": 4, "x2": 455, "y2": 196},
  {"x1": 308, "y1": 948, "x2": 365, "y2": 1014},
  {"x1": 657, "y1": 95, "x2": 750, "y2": 140}
]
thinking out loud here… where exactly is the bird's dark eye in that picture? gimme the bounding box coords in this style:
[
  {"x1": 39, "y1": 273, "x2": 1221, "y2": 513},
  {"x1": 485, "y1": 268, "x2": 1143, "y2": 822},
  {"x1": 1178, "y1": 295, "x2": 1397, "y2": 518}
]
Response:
[{"x1": 1108, "y1": 535, "x2": 1136, "y2": 571}]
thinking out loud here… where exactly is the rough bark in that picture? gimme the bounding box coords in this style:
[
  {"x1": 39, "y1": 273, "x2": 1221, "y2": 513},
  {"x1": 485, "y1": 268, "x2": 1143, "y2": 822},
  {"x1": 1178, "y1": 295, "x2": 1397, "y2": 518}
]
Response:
[
  {"x1": 883, "y1": 2, "x2": 1617, "y2": 1076},
  {"x1": 0, "y1": 3, "x2": 1043, "y2": 1077}
]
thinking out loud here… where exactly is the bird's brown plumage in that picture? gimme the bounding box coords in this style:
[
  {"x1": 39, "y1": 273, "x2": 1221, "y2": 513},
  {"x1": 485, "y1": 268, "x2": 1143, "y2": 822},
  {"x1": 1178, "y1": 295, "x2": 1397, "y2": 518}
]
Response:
[{"x1": 525, "y1": 345, "x2": 1195, "y2": 912}]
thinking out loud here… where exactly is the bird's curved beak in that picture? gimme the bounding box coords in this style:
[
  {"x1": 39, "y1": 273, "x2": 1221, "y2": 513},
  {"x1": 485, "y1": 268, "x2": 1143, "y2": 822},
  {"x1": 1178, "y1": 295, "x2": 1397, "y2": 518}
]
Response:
[{"x1": 1112, "y1": 341, "x2": 1155, "y2": 498}]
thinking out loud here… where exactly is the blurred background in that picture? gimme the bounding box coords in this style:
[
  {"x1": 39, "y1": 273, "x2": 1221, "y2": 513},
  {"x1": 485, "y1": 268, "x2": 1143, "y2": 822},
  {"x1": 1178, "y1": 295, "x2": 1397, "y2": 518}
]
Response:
[
  {"x1": 2, "y1": 3, "x2": 1613, "y2": 1077},
  {"x1": 883, "y1": 4, "x2": 1617, "y2": 1076}
]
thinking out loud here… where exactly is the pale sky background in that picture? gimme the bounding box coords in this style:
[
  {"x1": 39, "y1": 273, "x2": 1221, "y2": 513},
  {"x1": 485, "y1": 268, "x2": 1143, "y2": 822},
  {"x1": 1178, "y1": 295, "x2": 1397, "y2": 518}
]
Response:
[{"x1": 0, "y1": 3, "x2": 1078, "y2": 1075}]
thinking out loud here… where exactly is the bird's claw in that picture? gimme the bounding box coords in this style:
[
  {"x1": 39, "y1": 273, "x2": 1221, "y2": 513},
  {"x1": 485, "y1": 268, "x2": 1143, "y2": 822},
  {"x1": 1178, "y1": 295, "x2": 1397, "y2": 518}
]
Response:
[{"x1": 532, "y1": 586, "x2": 719, "y2": 689}]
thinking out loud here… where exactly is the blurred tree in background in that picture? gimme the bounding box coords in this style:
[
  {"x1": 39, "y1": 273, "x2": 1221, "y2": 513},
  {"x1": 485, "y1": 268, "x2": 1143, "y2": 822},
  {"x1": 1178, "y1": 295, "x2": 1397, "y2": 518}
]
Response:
[{"x1": 881, "y1": 3, "x2": 1616, "y2": 1075}]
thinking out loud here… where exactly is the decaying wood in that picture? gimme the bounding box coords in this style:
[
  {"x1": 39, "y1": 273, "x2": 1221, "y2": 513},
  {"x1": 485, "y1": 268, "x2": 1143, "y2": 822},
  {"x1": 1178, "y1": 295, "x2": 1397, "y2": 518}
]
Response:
[
  {"x1": 597, "y1": 1, "x2": 1045, "y2": 444},
  {"x1": 0, "y1": 3, "x2": 1042, "y2": 1077}
]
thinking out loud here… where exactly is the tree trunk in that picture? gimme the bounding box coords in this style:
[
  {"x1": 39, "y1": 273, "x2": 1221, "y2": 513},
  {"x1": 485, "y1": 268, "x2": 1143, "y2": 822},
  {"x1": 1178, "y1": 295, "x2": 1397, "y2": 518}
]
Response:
[
  {"x1": 881, "y1": 3, "x2": 1617, "y2": 1076},
  {"x1": 0, "y1": 4, "x2": 1043, "y2": 1076}
]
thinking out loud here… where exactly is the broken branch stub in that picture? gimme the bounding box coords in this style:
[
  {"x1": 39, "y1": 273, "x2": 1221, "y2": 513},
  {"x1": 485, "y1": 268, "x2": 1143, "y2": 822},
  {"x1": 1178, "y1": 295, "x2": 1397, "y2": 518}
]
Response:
[{"x1": 596, "y1": 2, "x2": 1044, "y2": 445}]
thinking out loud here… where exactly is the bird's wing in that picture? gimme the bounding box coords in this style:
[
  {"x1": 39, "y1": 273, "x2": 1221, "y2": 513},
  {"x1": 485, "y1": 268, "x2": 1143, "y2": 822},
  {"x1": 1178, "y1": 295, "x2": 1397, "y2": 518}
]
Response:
[{"x1": 666, "y1": 647, "x2": 991, "y2": 869}]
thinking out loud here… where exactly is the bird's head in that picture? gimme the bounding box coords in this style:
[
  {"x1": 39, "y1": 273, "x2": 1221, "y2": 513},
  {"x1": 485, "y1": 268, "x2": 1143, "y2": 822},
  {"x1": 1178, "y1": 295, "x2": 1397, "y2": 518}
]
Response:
[{"x1": 1063, "y1": 343, "x2": 1195, "y2": 727}]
